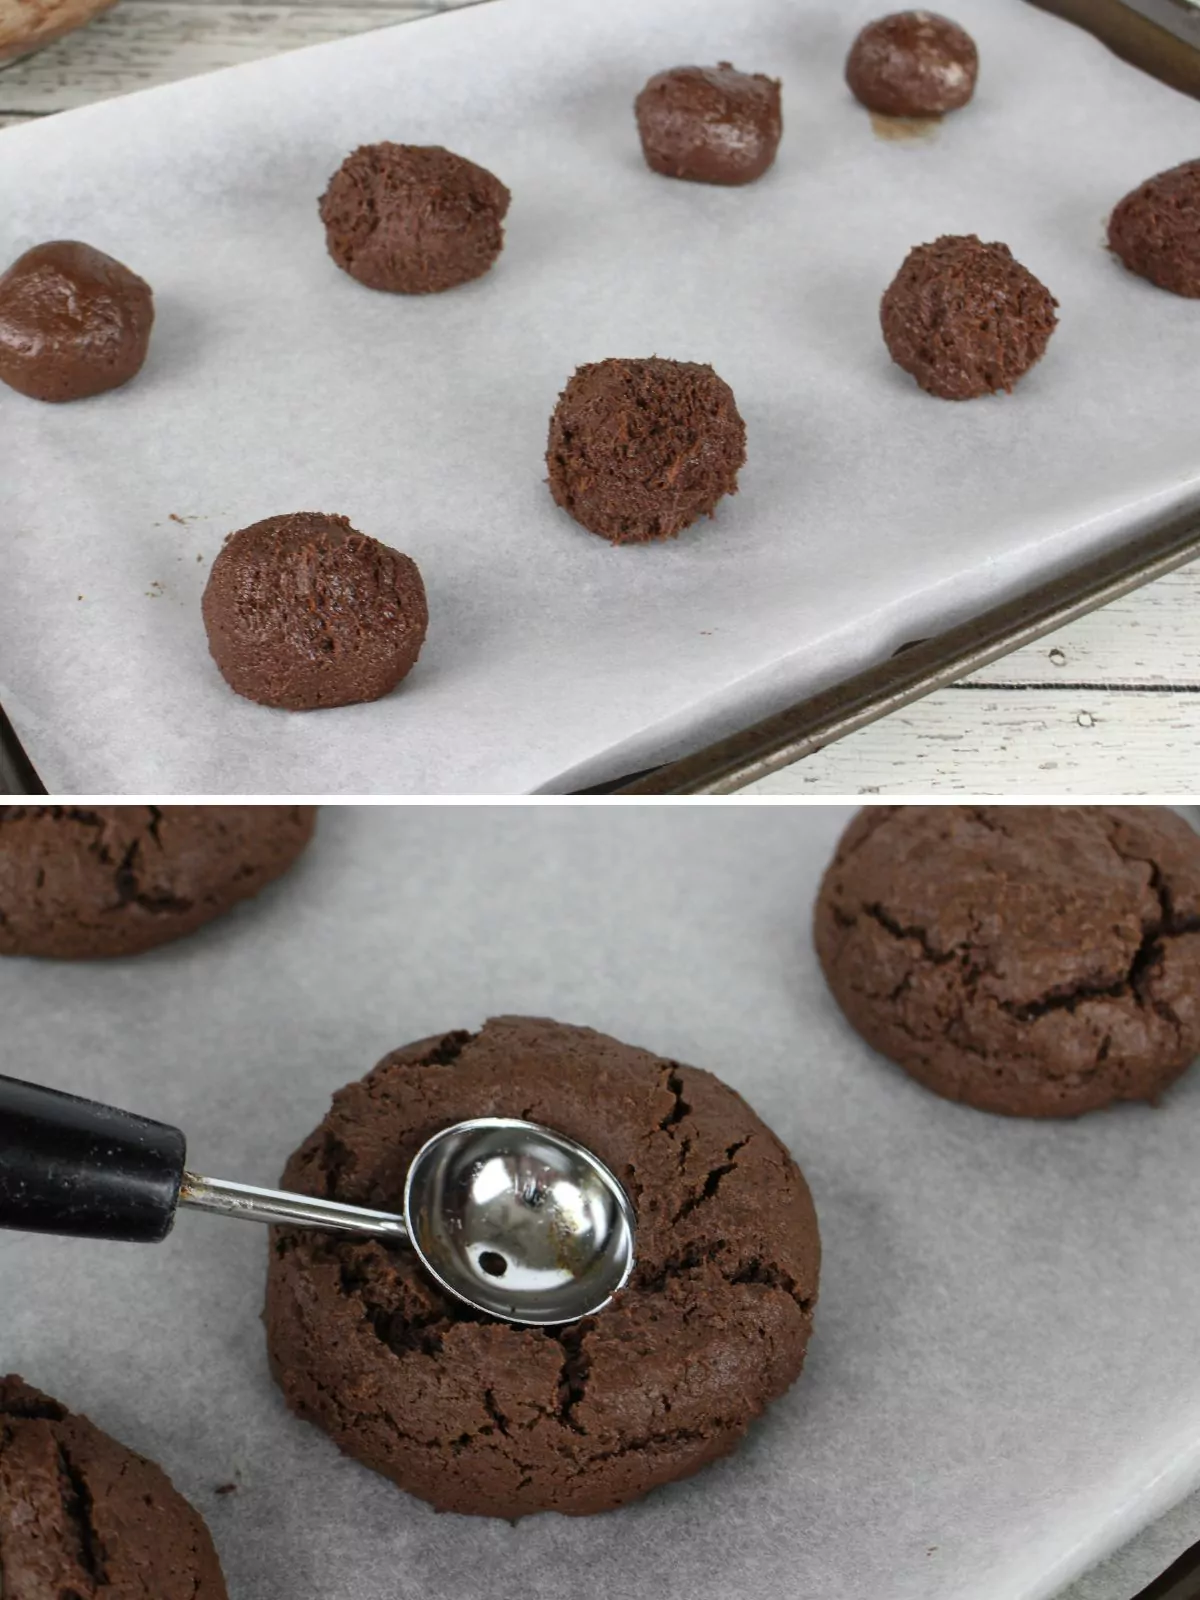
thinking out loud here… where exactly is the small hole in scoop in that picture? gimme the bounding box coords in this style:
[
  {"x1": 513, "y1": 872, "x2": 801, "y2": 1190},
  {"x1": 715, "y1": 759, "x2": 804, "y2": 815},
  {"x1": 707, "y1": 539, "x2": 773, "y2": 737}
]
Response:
[{"x1": 479, "y1": 1251, "x2": 508, "y2": 1278}]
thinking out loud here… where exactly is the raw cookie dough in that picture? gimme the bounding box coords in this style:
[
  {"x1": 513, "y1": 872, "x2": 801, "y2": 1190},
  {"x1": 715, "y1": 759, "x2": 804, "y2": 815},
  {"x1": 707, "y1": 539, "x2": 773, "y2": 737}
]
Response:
[
  {"x1": 202, "y1": 512, "x2": 428, "y2": 710},
  {"x1": 319, "y1": 143, "x2": 511, "y2": 294},
  {"x1": 0, "y1": 805, "x2": 316, "y2": 958},
  {"x1": 0, "y1": 1375, "x2": 227, "y2": 1600},
  {"x1": 1108, "y1": 159, "x2": 1200, "y2": 297},
  {"x1": 880, "y1": 234, "x2": 1058, "y2": 399},
  {"x1": 0, "y1": 241, "x2": 153, "y2": 403},
  {"x1": 265, "y1": 1015, "x2": 820, "y2": 1518},
  {"x1": 635, "y1": 63, "x2": 783, "y2": 185},
  {"x1": 814, "y1": 806, "x2": 1200, "y2": 1117},
  {"x1": 546, "y1": 357, "x2": 746, "y2": 543},
  {"x1": 845, "y1": 11, "x2": 978, "y2": 117}
]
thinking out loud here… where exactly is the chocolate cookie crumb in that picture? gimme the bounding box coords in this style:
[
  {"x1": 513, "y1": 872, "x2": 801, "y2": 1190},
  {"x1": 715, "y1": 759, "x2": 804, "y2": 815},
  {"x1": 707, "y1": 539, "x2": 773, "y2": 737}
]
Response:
[
  {"x1": 546, "y1": 357, "x2": 746, "y2": 543},
  {"x1": 0, "y1": 805, "x2": 317, "y2": 959},
  {"x1": 0, "y1": 1375, "x2": 228, "y2": 1600},
  {"x1": 814, "y1": 806, "x2": 1200, "y2": 1117},
  {"x1": 880, "y1": 234, "x2": 1058, "y2": 399},
  {"x1": 202, "y1": 512, "x2": 428, "y2": 710},
  {"x1": 0, "y1": 241, "x2": 153, "y2": 403},
  {"x1": 846, "y1": 12, "x2": 978, "y2": 118},
  {"x1": 635, "y1": 63, "x2": 783, "y2": 185},
  {"x1": 319, "y1": 143, "x2": 510, "y2": 294},
  {"x1": 265, "y1": 1016, "x2": 820, "y2": 1518},
  {"x1": 1108, "y1": 159, "x2": 1200, "y2": 297}
]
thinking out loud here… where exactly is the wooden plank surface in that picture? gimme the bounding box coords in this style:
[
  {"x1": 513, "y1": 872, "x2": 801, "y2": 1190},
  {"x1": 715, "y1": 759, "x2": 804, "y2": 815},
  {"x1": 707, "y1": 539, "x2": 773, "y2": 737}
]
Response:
[{"x1": 2, "y1": 0, "x2": 1199, "y2": 795}]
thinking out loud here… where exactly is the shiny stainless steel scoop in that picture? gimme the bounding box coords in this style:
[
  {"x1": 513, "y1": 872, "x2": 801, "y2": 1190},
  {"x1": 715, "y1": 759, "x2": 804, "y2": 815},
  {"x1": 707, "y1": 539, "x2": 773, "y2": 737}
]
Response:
[{"x1": 0, "y1": 1076, "x2": 637, "y2": 1326}]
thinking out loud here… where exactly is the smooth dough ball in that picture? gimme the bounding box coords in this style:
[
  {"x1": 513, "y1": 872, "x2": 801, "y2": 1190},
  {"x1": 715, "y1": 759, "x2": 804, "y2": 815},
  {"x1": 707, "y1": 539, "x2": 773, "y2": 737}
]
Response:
[
  {"x1": 845, "y1": 11, "x2": 978, "y2": 117},
  {"x1": 319, "y1": 143, "x2": 511, "y2": 294},
  {"x1": 0, "y1": 805, "x2": 317, "y2": 958},
  {"x1": 814, "y1": 806, "x2": 1200, "y2": 1117},
  {"x1": 201, "y1": 512, "x2": 429, "y2": 710},
  {"x1": 0, "y1": 1375, "x2": 228, "y2": 1600},
  {"x1": 1108, "y1": 159, "x2": 1200, "y2": 297},
  {"x1": 880, "y1": 234, "x2": 1058, "y2": 399},
  {"x1": 546, "y1": 357, "x2": 746, "y2": 543},
  {"x1": 635, "y1": 63, "x2": 783, "y2": 185},
  {"x1": 265, "y1": 1016, "x2": 820, "y2": 1518},
  {"x1": 0, "y1": 240, "x2": 153, "y2": 402}
]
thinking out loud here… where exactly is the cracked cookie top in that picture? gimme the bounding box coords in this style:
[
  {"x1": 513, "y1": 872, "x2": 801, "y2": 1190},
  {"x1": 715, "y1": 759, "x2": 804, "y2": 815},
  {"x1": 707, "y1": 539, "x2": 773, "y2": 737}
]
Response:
[
  {"x1": 814, "y1": 806, "x2": 1200, "y2": 1117},
  {"x1": 0, "y1": 1376, "x2": 227, "y2": 1600},
  {"x1": 264, "y1": 1016, "x2": 820, "y2": 1518},
  {"x1": 0, "y1": 805, "x2": 316, "y2": 958}
]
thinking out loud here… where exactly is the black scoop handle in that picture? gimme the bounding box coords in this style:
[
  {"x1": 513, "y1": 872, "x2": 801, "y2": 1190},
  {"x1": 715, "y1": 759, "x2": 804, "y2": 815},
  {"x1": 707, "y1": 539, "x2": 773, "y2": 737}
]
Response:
[{"x1": 0, "y1": 1075, "x2": 185, "y2": 1243}]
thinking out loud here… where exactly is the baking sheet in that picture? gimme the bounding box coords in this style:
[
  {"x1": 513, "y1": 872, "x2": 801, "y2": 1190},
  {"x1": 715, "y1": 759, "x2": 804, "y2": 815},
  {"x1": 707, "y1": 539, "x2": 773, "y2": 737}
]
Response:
[
  {"x1": 3, "y1": 0, "x2": 1200, "y2": 793},
  {"x1": 3, "y1": 805, "x2": 1200, "y2": 1600}
]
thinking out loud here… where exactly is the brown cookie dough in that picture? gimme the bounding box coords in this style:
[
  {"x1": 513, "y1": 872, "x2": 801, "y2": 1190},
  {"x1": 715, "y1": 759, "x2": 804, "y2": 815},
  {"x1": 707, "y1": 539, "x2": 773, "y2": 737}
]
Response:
[
  {"x1": 814, "y1": 806, "x2": 1200, "y2": 1118},
  {"x1": 201, "y1": 512, "x2": 428, "y2": 710},
  {"x1": 846, "y1": 11, "x2": 978, "y2": 117},
  {"x1": 546, "y1": 357, "x2": 746, "y2": 543},
  {"x1": 635, "y1": 63, "x2": 783, "y2": 186},
  {"x1": 0, "y1": 241, "x2": 153, "y2": 403},
  {"x1": 880, "y1": 234, "x2": 1058, "y2": 399},
  {"x1": 0, "y1": 1376, "x2": 228, "y2": 1600},
  {"x1": 319, "y1": 143, "x2": 511, "y2": 294},
  {"x1": 1108, "y1": 159, "x2": 1200, "y2": 297},
  {"x1": 0, "y1": 805, "x2": 316, "y2": 959},
  {"x1": 265, "y1": 1016, "x2": 820, "y2": 1518}
]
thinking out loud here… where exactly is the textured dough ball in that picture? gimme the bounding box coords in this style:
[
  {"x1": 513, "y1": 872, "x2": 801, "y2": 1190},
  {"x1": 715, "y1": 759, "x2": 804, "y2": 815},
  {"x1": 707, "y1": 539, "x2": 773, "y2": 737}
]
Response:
[
  {"x1": 546, "y1": 357, "x2": 746, "y2": 543},
  {"x1": 846, "y1": 11, "x2": 978, "y2": 117},
  {"x1": 635, "y1": 63, "x2": 783, "y2": 186},
  {"x1": 319, "y1": 143, "x2": 511, "y2": 294},
  {"x1": 202, "y1": 512, "x2": 428, "y2": 710},
  {"x1": 880, "y1": 234, "x2": 1058, "y2": 399},
  {"x1": 1108, "y1": 159, "x2": 1200, "y2": 297},
  {"x1": 0, "y1": 240, "x2": 153, "y2": 402}
]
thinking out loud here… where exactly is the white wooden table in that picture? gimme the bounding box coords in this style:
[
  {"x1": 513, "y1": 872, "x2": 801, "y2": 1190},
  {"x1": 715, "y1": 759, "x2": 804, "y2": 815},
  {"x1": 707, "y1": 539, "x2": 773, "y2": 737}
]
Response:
[{"x1": 3, "y1": 0, "x2": 1200, "y2": 796}]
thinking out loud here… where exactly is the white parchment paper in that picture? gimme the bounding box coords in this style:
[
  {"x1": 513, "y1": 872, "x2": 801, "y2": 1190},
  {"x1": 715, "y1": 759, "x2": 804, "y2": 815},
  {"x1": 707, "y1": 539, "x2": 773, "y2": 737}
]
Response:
[
  {"x1": 2, "y1": 806, "x2": 1200, "y2": 1600},
  {"x1": 3, "y1": 0, "x2": 1200, "y2": 793}
]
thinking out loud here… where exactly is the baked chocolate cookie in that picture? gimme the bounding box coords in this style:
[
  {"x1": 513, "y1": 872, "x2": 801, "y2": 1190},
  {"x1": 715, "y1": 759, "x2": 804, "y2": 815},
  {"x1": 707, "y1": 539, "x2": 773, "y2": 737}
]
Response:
[
  {"x1": 0, "y1": 241, "x2": 153, "y2": 403},
  {"x1": 1108, "y1": 159, "x2": 1200, "y2": 297},
  {"x1": 846, "y1": 11, "x2": 978, "y2": 118},
  {"x1": 635, "y1": 63, "x2": 783, "y2": 186},
  {"x1": 319, "y1": 143, "x2": 510, "y2": 294},
  {"x1": 546, "y1": 357, "x2": 746, "y2": 543},
  {"x1": 814, "y1": 806, "x2": 1200, "y2": 1117},
  {"x1": 202, "y1": 512, "x2": 428, "y2": 710},
  {"x1": 0, "y1": 805, "x2": 316, "y2": 959},
  {"x1": 265, "y1": 1016, "x2": 820, "y2": 1518},
  {"x1": 881, "y1": 234, "x2": 1058, "y2": 399},
  {"x1": 0, "y1": 1375, "x2": 227, "y2": 1600}
]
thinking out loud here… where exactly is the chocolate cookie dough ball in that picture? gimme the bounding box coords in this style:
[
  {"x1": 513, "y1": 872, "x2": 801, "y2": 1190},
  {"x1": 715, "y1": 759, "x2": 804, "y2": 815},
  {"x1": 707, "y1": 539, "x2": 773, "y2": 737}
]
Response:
[
  {"x1": 881, "y1": 234, "x2": 1057, "y2": 399},
  {"x1": 814, "y1": 806, "x2": 1200, "y2": 1118},
  {"x1": 0, "y1": 1376, "x2": 228, "y2": 1600},
  {"x1": 0, "y1": 240, "x2": 153, "y2": 403},
  {"x1": 202, "y1": 512, "x2": 428, "y2": 710},
  {"x1": 265, "y1": 1016, "x2": 820, "y2": 1518},
  {"x1": 547, "y1": 357, "x2": 746, "y2": 543},
  {"x1": 319, "y1": 143, "x2": 510, "y2": 294},
  {"x1": 0, "y1": 805, "x2": 317, "y2": 959},
  {"x1": 1108, "y1": 159, "x2": 1200, "y2": 297},
  {"x1": 635, "y1": 63, "x2": 783, "y2": 185},
  {"x1": 846, "y1": 11, "x2": 978, "y2": 117}
]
